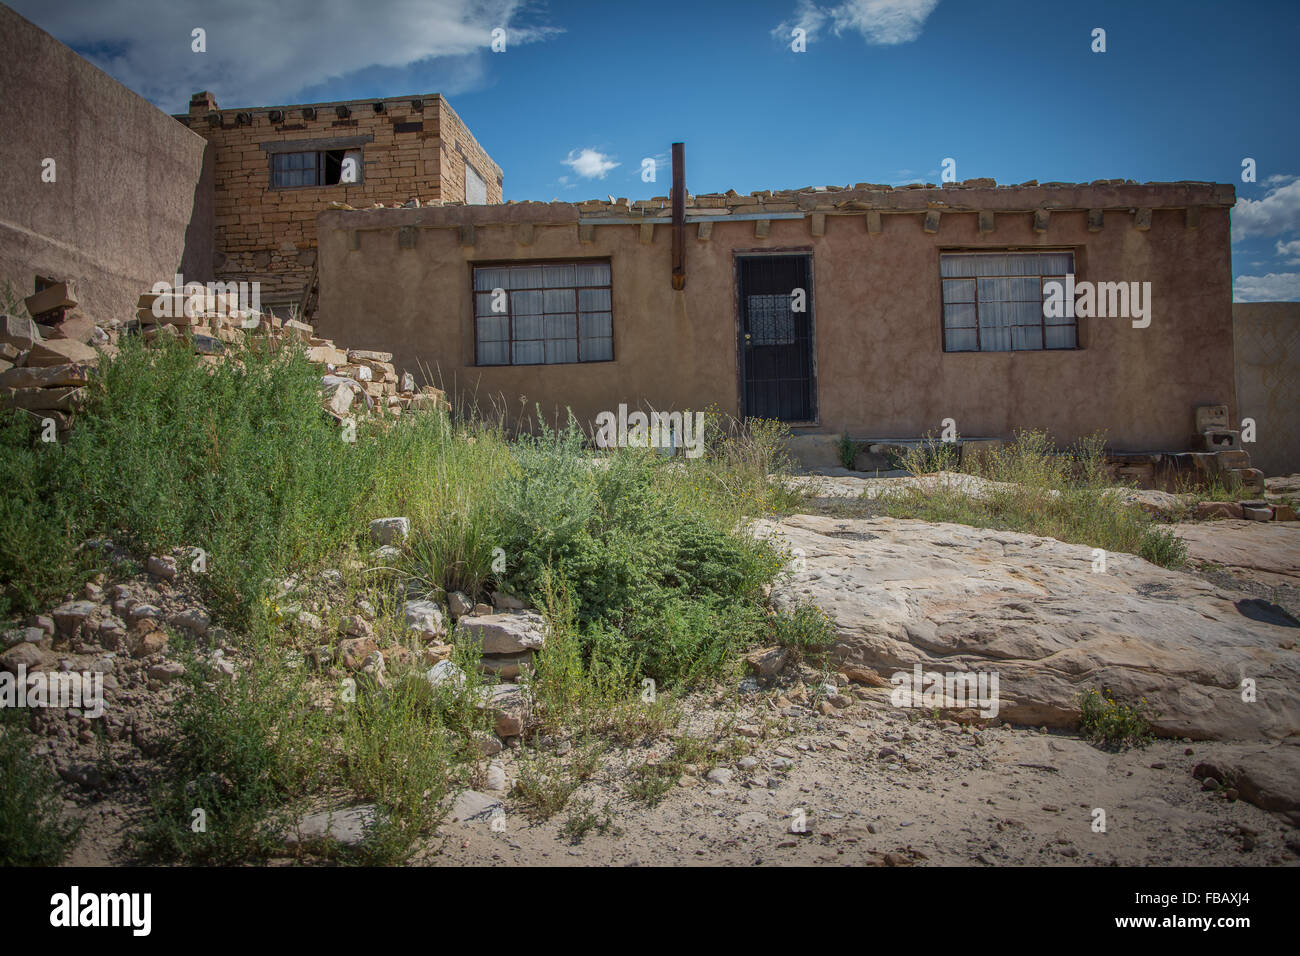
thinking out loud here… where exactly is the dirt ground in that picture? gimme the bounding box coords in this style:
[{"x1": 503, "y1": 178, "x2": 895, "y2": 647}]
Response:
[{"x1": 414, "y1": 688, "x2": 1298, "y2": 867}]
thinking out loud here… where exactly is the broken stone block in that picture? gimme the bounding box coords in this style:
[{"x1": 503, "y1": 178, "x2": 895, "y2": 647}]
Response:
[
  {"x1": 128, "y1": 622, "x2": 168, "y2": 659},
  {"x1": 52, "y1": 600, "x2": 96, "y2": 637},
  {"x1": 24, "y1": 338, "x2": 98, "y2": 367},
  {"x1": 1195, "y1": 501, "x2": 1243, "y2": 520},
  {"x1": 746, "y1": 645, "x2": 791, "y2": 679},
  {"x1": 479, "y1": 650, "x2": 536, "y2": 680},
  {"x1": 404, "y1": 599, "x2": 447, "y2": 640},
  {"x1": 0, "y1": 643, "x2": 46, "y2": 674},
  {"x1": 1241, "y1": 504, "x2": 1273, "y2": 521},
  {"x1": 456, "y1": 612, "x2": 545, "y2": 655},
  {"x1": 1231, "y1": 468, "x2": 1266, "y2": 495},
  {"x1": 347, "y1": 349, "x2": 393, "y2": 363},
  {"x1": 306, "y1": 345, "x2": 348, "y2": 366},
  {"x1": 446, "y1": 591, "x2": 474, "y2": 618},
  {"x1": 369, "y1": 517, "x2": 409, "y2": 545},
  {"x1": 282, "y1": 318, "x2": 313, "y2": 342},
  {"x1": 490, "y1": 591, "x2": 525, "y2": 611},
  {"x1": 476, "y1": 682, "x2": 531, "y2": 737},
  {"x1": 285, "y1": 805, "x2": 377, "y2": 848},
  {"x1": 0, "y1": 313, "x2": 43, "y2": 350},
  {"x1": 44, "y1": 311, "x2": 95, "y2": 343},
  {"x1": 0, "y1": 363, "x2": 92, "y2": 389},
  {"x1": 337, "y1": 636, "x2": 378, "y2": 670},
  {"x1": 1274, "y1": 505, "x2": 1297, "y2": 521},
  {"x1": 0, "y1": 386, "x2": 87, "y2": 413},
  {"x1": 24, "y1": 282, "x2": 77, "y2": 317},
  {"x1": 147, "y1": 554, "x2": 177, "y2": 580}
]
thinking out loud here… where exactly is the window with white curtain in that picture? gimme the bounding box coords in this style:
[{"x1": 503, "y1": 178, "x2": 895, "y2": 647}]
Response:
[
  {"x1": 940, "y1": 251, "x2": 1077, "y2": 352},
  {"x1": 473, "y1": 261, "x2": 613, "y2": 365}
]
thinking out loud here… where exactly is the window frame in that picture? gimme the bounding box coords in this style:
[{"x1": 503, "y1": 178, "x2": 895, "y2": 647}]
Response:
[
  {"x1": 938, "y1": 249, "x2": 1078, "y2": 353},
  {"x1": 470, "y1": 258, "x2": 616, "y2": 367},
  {"x1": 268, "y1": 148, "x2": 359, "y2": 189}
]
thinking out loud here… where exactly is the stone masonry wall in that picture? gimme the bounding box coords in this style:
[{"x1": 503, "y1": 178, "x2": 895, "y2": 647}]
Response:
[
  {"x1": 438, "y1": 99, "x2": 504, "y2": 209},
  {"x1": 175, "y1": 93, "x2": 502, "y2": 304}
]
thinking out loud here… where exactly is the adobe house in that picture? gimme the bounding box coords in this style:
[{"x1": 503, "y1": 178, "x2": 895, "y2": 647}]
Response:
[
  {"x1": 313, "y1": 174, "x2": 1240, "y2": 462},
  {"x1": 172, "y1": 91, "x2": 502, "y2": 311}
]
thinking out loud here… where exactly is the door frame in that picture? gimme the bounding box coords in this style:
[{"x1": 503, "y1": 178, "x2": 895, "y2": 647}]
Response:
[{"x1": 732, "y1": 247, "x2": 819, "y2": 425}]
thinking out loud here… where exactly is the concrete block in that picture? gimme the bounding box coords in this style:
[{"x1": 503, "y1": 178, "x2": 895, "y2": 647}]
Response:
[
  {"x1": 1194, "y1": 404, "x2": 1230, "y2": 431},
  {"x1": 785, "y1": 433, "x2": 843, "y2": 471},
  {"x1": 1213, "y1": 449, "x2": 1250, "y2": 470},
  {"x1": 1195, "y1": 429, "x2": 1240, "y2": 452}
]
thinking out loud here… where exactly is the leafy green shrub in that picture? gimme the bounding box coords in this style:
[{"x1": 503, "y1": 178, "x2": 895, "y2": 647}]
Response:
[
  {"x1": 0, "y1": 711, "x2": 83, "y2": 865},
  {"x1": 1077, "y1": 687, "x2": 1155, "y2": 750},
  {"x1": 0, "y1": 336, "x2": 396, "y2": 625},
  {"x1": 836, "y1": 433, "x2": 860, "y2": 469},
  {"x1": 137, "y1": 638, "x2": 334, "y2": 864},
  {"x1": 772, "y1": 601, "x2": 836, "y2": 665},
  {"x1": 492, "y1": 420, "x2": 782, "y2": 685}
]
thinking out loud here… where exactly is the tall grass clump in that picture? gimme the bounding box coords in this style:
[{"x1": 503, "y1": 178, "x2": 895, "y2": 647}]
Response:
[{"x1": 880, "y1": 429, "x2": 1187, "y2": 569}]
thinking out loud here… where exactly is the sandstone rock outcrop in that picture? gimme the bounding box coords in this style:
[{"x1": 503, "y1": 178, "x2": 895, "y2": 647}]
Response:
[{"x1": 760, "y1": 514, "x2": 1300, "y2": 741}]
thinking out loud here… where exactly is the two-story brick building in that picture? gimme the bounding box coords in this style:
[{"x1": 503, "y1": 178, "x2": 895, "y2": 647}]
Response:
[{"x1": 172, "y1": 91, "x2": 502, "y2": 311}]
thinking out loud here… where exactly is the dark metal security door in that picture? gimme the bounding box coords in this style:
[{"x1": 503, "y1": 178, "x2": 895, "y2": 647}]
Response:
[{"x1": 738, "y1": 254, "x2": 815, "y2": 422}]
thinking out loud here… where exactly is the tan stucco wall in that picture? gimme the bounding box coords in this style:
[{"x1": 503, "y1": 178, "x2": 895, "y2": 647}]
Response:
[
  {"x1": 315, "y1": 183, "x2": 1235, "y2": 451},
  {"x1": 1234, "y1": 302, "x2": 1300, "y2": 476},
  {"x1": 0, "y1": 4, "x2": 212, "y2": 322}
]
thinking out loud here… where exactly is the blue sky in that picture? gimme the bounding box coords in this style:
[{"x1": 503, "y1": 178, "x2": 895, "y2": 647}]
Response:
[{"x1": 14, "y1": 0, "x2": 1300, "y2": 298}]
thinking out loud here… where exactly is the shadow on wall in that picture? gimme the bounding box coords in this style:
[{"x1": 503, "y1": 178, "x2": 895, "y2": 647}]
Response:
[
  {"x1": 1234, "y1": 302, "x2": 1300, "y2": 476},
  {"x1": 178, "y1": 144, "x2": 216, "y2": 282}
]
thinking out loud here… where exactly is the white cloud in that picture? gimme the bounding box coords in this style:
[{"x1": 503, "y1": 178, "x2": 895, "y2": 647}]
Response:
[
  {"x1": 1233, "y1": 272, "x2": 1300, "y2": 302},
  {"x1": 562, "y1": 148, "x2": 619, "y2": 180},
  {"x1": 774, "y1": 0, "x2": 940, "y2": 46},
  {"x1": 773, "y1": 0, "x2": 830, "y2": 42},
  {"x1": 1233, "y1": 176, "x2": 1300, "y2": 240},
  {"x1": 1275, "y1": 238, "x2": 1300, "y2": 263},
  {"x1": 9, "y1": 0, "x2": 562, "y2": 112}
]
